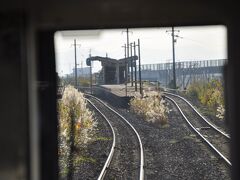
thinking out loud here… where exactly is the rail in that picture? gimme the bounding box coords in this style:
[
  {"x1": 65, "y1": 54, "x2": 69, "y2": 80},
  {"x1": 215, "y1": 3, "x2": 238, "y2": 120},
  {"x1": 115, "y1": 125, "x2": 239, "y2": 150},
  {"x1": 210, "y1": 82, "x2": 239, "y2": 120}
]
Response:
[
  {"x1": 165, "y1": 95, "x2": 231, "y2": 166},
  {"x1": 163, "y1": 92, "x2": 230, "y2": 138},
  {"x1": 85, "y1": 94, "x2": 144, "y2": 180},
  {"x1": 85, "y1": 98, "x2": 116, "y2": 180}
]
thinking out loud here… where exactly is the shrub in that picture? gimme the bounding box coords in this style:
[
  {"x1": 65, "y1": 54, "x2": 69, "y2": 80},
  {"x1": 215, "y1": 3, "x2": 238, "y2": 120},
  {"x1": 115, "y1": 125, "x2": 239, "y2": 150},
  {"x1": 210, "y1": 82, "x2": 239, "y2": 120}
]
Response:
[
  {"x1": 58, "y1": 85, "x2": 97, "y2": 177},
  {"x1": 130, "y1": 91, "x2": 169, "y2": 126},
  {"x1": 216, "y1": 104, "x2": 225, "y2": 120},
  {"x1": 186, "y1": 79, "x2": 225, "y2": 119}
]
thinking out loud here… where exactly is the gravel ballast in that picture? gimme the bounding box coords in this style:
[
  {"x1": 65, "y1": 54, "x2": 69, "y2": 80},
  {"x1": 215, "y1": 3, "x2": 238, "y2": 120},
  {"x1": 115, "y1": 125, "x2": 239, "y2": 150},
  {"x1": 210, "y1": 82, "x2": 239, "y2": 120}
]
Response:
[
  {"x1": 96, "y1": 94, "x2": 231, "y2": 180},
  {"x1": 69, "y1": 90, "x2": 231, "y2": 179}
]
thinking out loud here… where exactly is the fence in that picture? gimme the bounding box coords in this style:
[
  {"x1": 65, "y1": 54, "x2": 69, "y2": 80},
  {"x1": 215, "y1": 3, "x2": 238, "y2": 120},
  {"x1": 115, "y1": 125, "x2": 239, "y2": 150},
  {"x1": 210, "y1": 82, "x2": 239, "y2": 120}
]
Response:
[{"x1": 138, "y1": 59, "x2": 227, "y2": 71}]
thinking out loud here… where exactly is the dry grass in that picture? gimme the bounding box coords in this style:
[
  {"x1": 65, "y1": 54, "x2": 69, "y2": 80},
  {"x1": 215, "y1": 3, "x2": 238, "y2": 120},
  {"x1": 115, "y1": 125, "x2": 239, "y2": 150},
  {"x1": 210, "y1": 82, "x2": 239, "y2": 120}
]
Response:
[
  {"x1": 58, "y1": 85, "x2": 97, "y2": 177},
  {"x1": 130, "y1": 91, "x2": 169, "y2": 126}
]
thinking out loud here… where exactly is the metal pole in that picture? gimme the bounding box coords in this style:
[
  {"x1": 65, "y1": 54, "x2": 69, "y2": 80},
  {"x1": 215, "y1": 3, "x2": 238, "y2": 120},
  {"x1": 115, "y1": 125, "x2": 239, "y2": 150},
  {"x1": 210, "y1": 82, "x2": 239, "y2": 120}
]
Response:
[
  {"x1": 89, "y1": 50, "x2": 92, "y2": 94},
  {"x1": 172, "y1": 27, "x2": 177, "y2": 89},
  {"x1": 127, "y1": 28, "x2": 129, "y2": 83},
  {"x1": 124, "y1": 44, "x2": 128, "y2": 96},
  {"x1": 74, "y1": 39, "x2": 77, "y2": 88},
  {"x1": 90, "y1": 62, "x2": 92, "y2": 94},
  {"x1": 122, "y1": 44, "x2": 127, "y2": 96},
  {"x1": 134, "y1": 41, "x2": 137, "y2": 91},
  {"x1": 130, "y1": 43, "x2": 133, "y2": 86},
  {"x1": 123, "y1": 44, "x2": 126, "y2": 58},
  {"x1": 138, "y1": 39, "x2": 142, "y2": 96},
  {"x1": 126, "y1": 28, "x2": 130, "y2": 95}
]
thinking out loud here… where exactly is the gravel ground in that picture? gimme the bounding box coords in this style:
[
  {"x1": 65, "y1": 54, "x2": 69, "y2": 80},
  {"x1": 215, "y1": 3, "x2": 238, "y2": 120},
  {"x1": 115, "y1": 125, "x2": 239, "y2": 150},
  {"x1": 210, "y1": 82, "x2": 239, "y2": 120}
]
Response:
[
  {"x1": 165, "y1": 94, "x2": 230, "y2": 162},
  {"x1": 95, "y1": 94, "x2": 231, "y2": 180},
  {"x1": 178, "y1": 93, "x2": 230, "y2": 135},
  {"x1": 65, "y1": 90, "x2": 231, "y2": 180}
]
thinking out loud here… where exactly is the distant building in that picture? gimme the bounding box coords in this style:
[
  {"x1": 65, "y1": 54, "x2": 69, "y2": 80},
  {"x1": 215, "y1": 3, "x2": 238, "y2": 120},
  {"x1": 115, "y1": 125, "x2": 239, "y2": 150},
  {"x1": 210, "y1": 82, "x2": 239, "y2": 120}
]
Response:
[{"x1": 70, "y1": 67, "x2": 90, "y2": 77}]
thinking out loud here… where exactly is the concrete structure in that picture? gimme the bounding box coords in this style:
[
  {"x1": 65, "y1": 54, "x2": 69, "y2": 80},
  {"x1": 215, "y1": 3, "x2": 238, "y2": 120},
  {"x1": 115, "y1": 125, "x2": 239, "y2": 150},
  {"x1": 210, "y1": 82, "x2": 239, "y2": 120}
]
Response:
[
  {"x1": 86, "y1": 57, "x2": 226, "y2": 87},
  {"x1": 86, "y1": 56, "x2": 138, "y2": 84}
]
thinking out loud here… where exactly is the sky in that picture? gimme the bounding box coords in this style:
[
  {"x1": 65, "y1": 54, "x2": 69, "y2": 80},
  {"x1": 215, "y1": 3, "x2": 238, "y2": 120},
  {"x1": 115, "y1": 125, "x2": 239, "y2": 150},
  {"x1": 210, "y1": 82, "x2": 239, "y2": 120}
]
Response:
[{"x1": 54, "y1": 25, "x2": 227, "y2": 76}]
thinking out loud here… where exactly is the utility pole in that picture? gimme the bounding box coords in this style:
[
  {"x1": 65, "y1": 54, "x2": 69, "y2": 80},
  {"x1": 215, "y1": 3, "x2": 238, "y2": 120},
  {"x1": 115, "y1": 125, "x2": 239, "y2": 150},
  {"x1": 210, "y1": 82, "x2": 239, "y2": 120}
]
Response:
[
  {"x1": 122, "y1": 28, "x2": 132, "y2": 95},
  {"x1": 134, "y1": 41, "x2": 137, "y2": 91},
  {"x1": 130, "y1": 43, "x2": 133, "y2": 86},
  {"x1": 89, "y1": 49, "x2": 92, "y2": 94},
  {"x1": 122, "y1": 28, "x2": 132, "y2": 81},
  {"x1": 81, "y1": 61, "x2": 83, "y2": 75},
  {"x1": 122, "y1": 44, "x2": 127, "y2": 96},
  {"x1": 122, "y1": 44, "x2": 127, "y2": 58},
  {"x1": 126, "y1": 28, "x2": 130, "y2": 84},
  {"x1": 122, "y1": 44, "x2": 128, "y2": 96},
  {"x1": 72, "y1": 39, "x2": 81, "y2": 88},
  {"x1": 137, "y1": 39, "x2": 142, "y2": 96},
  {"x1": 166, "y1": 27, "x2": 180, "y2": 89},
  {"x1": 74, "y1": 39, "x2": 77, "y2": 87},
  {"x1": 172, "y1": 26, "x2": 177, "y2": 89},
  {"x1": 80, "y1": 60, "x2": 83, "y2": 87}
]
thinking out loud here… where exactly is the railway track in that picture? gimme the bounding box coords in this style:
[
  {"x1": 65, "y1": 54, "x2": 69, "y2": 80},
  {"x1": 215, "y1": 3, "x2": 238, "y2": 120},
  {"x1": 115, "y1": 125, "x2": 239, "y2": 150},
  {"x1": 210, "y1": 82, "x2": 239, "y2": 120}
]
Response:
[
  {"x1": 85, "y1": 94, "x2": 144, "y2": 180},
  {"x1": 163, "y1": 92, "x2": 231, "y2": 166}
]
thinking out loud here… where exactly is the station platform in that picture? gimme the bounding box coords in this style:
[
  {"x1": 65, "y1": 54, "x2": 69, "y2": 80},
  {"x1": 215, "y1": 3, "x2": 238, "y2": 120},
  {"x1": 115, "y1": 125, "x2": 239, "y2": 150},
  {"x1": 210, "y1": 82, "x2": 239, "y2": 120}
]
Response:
[{"x1": 100, "y1": 83, "x2": 157, "y2": 97}]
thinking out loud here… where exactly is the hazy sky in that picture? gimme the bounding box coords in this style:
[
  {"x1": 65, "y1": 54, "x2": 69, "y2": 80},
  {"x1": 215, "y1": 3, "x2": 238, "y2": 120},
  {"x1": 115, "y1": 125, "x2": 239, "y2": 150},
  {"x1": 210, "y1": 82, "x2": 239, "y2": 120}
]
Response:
[{"x1": 54, "y1": 25, "x2": 227, "y2": 75}]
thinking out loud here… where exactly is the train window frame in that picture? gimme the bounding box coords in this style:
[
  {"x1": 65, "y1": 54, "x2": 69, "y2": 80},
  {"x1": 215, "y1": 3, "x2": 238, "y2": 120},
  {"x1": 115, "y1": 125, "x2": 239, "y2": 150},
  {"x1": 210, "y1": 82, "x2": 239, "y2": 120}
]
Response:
[{"x1": 16, "y1": 1, "x2": 238, "y2": 180}]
